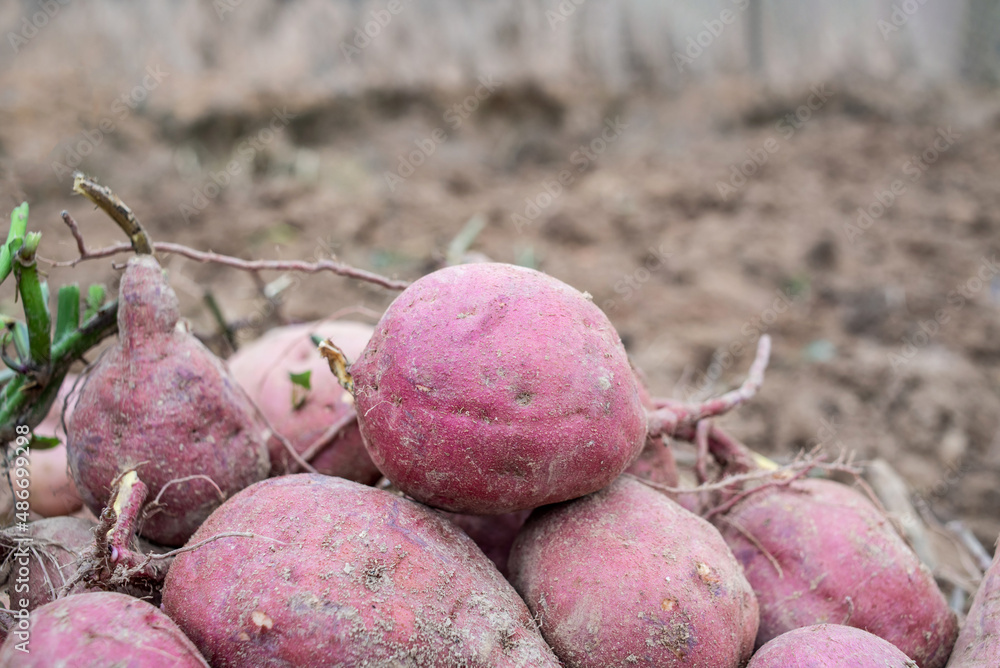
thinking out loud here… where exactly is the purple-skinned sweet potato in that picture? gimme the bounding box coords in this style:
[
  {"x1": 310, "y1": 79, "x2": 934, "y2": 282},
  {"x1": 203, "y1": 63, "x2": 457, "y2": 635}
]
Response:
[
  {"x1": 67, "y1": 255, "x2": 271, "y2": 546},
  {"x1": 227, "y1": 320, "x2": 380, "y2": 483},
  {"x1": 0, "y1": 591, "x2": 208, "y2": 667},
  {"x1": 715, "y1": 478, "x2": 957, "y2": 667},
  {"x1": 747, "y1": 624, "x2": 918, "y2": 667},
  {"x1": 348, "y1": 262, "x2": 647, "y2": 514},
  {"x1": 509, "y1": 475, "x2": 759, "y2": 667},
  {"x1": 161, "y1": 473, "x2": 561, "y2": 667},
  {"x1": 947, "y1": 535, "x2": 1000, "y2": 667}
]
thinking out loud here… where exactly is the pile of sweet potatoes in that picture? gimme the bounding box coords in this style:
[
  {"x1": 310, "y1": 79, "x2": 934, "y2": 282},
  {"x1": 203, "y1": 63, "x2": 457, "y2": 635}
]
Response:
[{"x1": 3, "y1": 257, "x2": 994, "y2": 667}]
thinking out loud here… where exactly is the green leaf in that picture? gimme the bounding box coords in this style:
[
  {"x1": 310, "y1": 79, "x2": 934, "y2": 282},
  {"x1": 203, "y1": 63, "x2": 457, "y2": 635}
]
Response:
[
  {"x1": 28, "y1": 434, "x2": 61, "y2": 450},
  {"x1": 290, "y1": 369, "x2": 312, "y2": 410},
  {"x1": 83, "y1": 284, "x2": 106, "y2": 322},
  {"x1": 54, "y1": 284, "x2": 81, "y2": 346},
  {"x1": 309, "y1": 334, "x2": 324, "y2": 347},
  {"x1": 289, "y1": 370, "x2": 312, "y2": 390}
]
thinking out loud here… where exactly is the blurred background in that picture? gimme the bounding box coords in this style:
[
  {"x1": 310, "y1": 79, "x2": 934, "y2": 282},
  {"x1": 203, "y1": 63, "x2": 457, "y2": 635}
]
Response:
[{"x1": 1, "y1": 0, "x2": 999, "y2": 565}]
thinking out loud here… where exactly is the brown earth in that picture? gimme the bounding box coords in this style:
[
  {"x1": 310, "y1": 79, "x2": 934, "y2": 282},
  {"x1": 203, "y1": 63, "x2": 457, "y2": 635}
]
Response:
[{"x1": 2, "y1": 77, "x2": 999, "y2": 558}]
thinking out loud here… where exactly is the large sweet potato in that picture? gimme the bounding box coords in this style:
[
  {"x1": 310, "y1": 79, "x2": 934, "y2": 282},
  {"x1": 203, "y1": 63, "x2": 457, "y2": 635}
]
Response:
[
  {"x1": 716, "y1": 478, "x2": 957, "y2": 667},
  {"x1": 67, "y1": 256, "x2": 271, "y2": 546},
  {"x1": 747, "y1": 624, "x2": 918, "y2": 667},
  {"x1": 162, "y1": 473, "x2": 560, "y2": 667},
  {"x1": 228, "y1": 319, "x2": 380, "y2": 483},
  {"x1": 509, "y1": 475, "x2": 759, "y2": 667},
  {"x1": 349, "y1": 262, "x2": 646, "y2": 514},
  {"x1": 947, "y1": 535, "x2": 1000, "y2": 667},
  {"x1": 0, "y1": 591, "x2": 208, "y2": 667}
]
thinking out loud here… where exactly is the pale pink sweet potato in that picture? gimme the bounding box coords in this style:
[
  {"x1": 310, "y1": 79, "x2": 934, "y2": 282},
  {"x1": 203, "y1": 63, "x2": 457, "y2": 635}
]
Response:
[
  {"x1": 947, "y1": 536, "x2": 1000, "y2": 667},
  {"x1": 443, "y1": 509, "x2": 532, "y2": 578},
  {"x1": 20, "y1": 374, "x2": 82, "y2": 517},
  {"x1": 162, "y1": 473, "x2": 561, "y2": 667},
  {"x1": 509, "y1": 475, "x2": 759, "y2": 667},
  {"x1": 228, "y1": 320, "x2": 380, "y2": 483},
  {"x1": 716, "y1": 478, "x2": 957, "y2": 667},
  {"x1": 350, "y1": 262, "x2": 647, "y2": 514},
  {"x1": 0, "y1": 591, "x2": 208, "y2": 667},
  {"x1": 67, "y1": 256, "x2": 271, "y2": 546},
  {"x1": 747, "y1": 624, "x2": 918, "y2": 667}
]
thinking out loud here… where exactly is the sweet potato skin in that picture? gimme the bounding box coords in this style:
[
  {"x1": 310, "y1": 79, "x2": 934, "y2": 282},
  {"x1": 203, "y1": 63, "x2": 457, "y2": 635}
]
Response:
[
  {"x1": 67, "y1": 256, "x2": 271, "y2": 546},
  {"x1": 509, "y1": 475, "x2": 759, "y2": 667},
  {"x1": 228, "y1": 320, "x2": 380, "y2": 483},
  {"x1": 747, "y1": 624, "x2": 918, "y2": 667},
  {"x1": 0, "y1": 591, "x2": 208, "y2": 667},
  {"x1": 717, "y1": 478, "x2": 957, "y2": 668},
  {"x1": 161, "y1": 473, "x2": 560, "y2": 667},
  {"x1": 351, "y1": 262, "x2": 646, "y2": 514},
  {"x1": 947, "y1": 537, "x2": 1000, "y2": 667}
]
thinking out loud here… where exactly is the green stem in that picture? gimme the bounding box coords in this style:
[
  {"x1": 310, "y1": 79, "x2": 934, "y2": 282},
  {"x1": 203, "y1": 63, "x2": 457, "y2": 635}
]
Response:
[
  {"x1": 0, "y1": 202, "x2": 29, "y2": 286},
  {"x1": 14, "y1": 234, "x2": 50, "y2": 368},
  {"x1": 0, "y1": 300, "x2": 118, "y2": 445}
]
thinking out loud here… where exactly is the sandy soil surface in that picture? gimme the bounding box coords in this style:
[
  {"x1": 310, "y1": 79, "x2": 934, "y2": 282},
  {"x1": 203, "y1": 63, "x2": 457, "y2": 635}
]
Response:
[{"x1": 2, "y1": 77, "x2": 999, "y2": 553}]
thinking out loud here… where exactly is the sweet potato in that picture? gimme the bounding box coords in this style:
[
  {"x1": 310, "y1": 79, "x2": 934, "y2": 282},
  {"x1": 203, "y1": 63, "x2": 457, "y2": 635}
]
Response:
[
  {"x1": 348, "y1": 262, "x2": 647, "y2": 514},
  {"x1": 20, "y1": 374, "x2": 82, "y2": 517},
  {"x1": 947, "y1": 535, "x2": 1000, "y2": 667},
  {"x1": 67, "y1": 256, "x2": 271, "y2": 546},
  {"x1": 161, "y1": 473, "x2": 560, "y2": 667},
  {"x1": 228, "y1": 320, "x2": 380, "y2": 483},
  {"x1": 3, "y1": 516, "x2": 92, "y2": 613},
  {"x1": 747, "y1": 624, "x2": 918, "y2": 667},
  {"x1": 0, "y1": 591, "x2": 208, "y2": 667},
  {"x1": 716, "y1": 478, "x2": 957, "y2": 667},
  {"x1": 508, "y1": 475, "x2": 759, "y2": 667}
]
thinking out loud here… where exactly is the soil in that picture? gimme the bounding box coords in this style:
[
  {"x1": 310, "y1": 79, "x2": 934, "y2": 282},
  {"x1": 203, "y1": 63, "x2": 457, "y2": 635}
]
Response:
[{"x1": 2, "y1": 77, "x2": 999, "y2": 555}]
